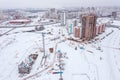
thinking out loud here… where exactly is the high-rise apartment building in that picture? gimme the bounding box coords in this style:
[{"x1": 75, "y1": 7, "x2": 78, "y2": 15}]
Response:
[
  {"x1": 60, "y1": 12, "x2": 66, "y2": 26},
  {"x1": 81, "y1": 14, "x2": 97, "y2": 40}
]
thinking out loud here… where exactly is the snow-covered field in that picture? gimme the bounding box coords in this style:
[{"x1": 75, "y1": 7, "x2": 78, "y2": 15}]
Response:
[{"x1": 0, "y1": 19, "x2": 120, "y2": 80}]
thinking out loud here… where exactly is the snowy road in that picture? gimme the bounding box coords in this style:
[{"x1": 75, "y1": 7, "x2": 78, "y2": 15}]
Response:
[{"x1": 101, "y1": 28, "x2": 120, "y2": 80}]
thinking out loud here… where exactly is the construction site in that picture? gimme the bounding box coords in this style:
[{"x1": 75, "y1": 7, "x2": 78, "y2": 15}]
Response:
[{"x1": 0, "y1": 7, "x2": 120, "y2": 80}]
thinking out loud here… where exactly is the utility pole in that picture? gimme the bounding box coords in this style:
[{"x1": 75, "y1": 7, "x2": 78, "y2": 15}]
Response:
[
  {"x1": 42, "y1": 33, "x2": 45, "y2": 57},
  {"x1": 40, "y1": 32, "x2": 47, "y2": 66}
]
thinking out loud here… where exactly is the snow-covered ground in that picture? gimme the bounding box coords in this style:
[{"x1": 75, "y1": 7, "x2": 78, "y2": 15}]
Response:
[
  {"x1": 111, "y1": 20, "x2": 120, "y2": 26},
  {"x1": 0, "y1": 18, "x2": 120, "y2": 80}
]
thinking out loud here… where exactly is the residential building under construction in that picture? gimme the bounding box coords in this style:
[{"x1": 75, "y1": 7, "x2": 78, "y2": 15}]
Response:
[
  {"x1": 81, "y1": 14, "x2": 97, "y2": 40},
  {"x1": 69, "y1": 13, "x2": 106, "y2": 41}
]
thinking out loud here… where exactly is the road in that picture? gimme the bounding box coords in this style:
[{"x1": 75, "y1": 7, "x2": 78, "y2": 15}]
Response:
[
  {"x1": 101, "y1": 28, "x2": 120, "y2": 80},
  {"x1": 0, "y1": 28, "x2": 16, "y2": 36}
]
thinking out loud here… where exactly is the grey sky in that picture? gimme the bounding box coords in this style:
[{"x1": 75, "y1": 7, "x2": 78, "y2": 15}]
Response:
[{"x1": 0, "y1": 0, "x2": 119, "y2": 9}]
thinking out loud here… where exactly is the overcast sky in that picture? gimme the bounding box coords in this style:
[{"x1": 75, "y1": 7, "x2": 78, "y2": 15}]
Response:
[{"x1": 0, "y1": 0, "x2": 119, "y2": 9}]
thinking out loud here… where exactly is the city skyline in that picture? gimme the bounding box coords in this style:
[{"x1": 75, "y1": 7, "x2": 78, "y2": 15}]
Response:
[{"x1": 0, "y1": 0, "x2": 120, "y2": 9}]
